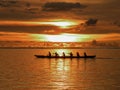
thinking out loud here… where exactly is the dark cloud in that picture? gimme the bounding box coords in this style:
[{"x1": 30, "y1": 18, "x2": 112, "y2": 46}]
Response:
[
  {"x1": 0, "y1": 0, "x2": 120, "y2": 21},
  {"x1": 0, "y1": 0, "x2": 22, "y2": 8},
  {"x1": 71, "y1": 25, "x2": 120, "y2": 34},
  {"x1": 0, "y1": 24, "x2": 119, "y2": 35},
  {"x1": 42, "y1": 2, "x2": 86, "y2": 11},
  {"x1": 85, "y1": 18, "x2": 98, "y2": 26},
  {"x1": 0, "y1": 25, "x2": 61, "y2": 34},
  {"x1": 0, "y1": 0, "x2": 119, "y2": 36},
  {"x1": 0, "y1": 0, "x2": 53, "y2": 20}
]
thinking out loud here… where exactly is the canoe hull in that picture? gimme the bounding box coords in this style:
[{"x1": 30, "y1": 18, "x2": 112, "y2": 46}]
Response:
[{"x1": 34, "y1": 55, "x2": 96, "y2": 59}]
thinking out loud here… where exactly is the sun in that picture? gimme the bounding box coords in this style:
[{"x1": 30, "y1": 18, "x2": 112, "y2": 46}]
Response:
[
  {"x1": 38, "y1": 19, "x2": 77, "y2": 28},
  {"x1": 49, "y1": 21, "x2": 76, "y2": 28},
  {"x1": 54, "y1": 22, "x2": 71, "y2": 27},
  {"x1": 30, "y1": 33, "x2": 93, "y2": 42},
  {"x1": 45, "y1": 34, "x2": 77, "y2": 42}
]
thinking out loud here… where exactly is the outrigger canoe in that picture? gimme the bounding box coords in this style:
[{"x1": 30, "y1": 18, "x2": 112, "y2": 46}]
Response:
[{"x1": 34, "y1": 55, "x2": 96, "y2": 59}]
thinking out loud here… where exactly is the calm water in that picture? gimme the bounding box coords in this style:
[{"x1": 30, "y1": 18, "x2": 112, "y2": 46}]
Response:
[{"x1": 0, "y1": 49, "x2": 120, "y2": 90}]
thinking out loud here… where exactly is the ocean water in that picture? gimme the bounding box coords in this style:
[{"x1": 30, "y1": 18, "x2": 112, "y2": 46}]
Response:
[{"x1": 0, "y1": 49, "x2": 120, "y2": 90}]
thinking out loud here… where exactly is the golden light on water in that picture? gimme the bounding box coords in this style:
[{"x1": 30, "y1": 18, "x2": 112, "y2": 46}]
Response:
[
  {"x1": 54, "y1": 49, "x2": 70, "y2": 56},
  {"x1": 50, "y1": 59, "x2": 71, "y2": 89}
]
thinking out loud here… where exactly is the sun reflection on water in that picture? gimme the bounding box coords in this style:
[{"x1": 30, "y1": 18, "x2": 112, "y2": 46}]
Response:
[
  {"x1": 53, "y1": 49, "x2": 71, "y2": 56},
  {"x1": 49, "y1": 58, "x2": 71, "y2": 89},
  {"x1": 48, "y1": 49, "x2": 74, "y2": 89},
  {"x1": 48, "y1": 58, "x2": 87, "y2": 89}
]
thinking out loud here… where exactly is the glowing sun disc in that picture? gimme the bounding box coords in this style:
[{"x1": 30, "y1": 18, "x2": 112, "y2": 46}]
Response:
[
  {"x1": 50, "y1": 22, "x2": 73, "y2": 27},
  {"x1": 40, "y1": 21, "x2": 77, "y2": 28},
  {"x1": 45, "y1": 34, "x2": 77, "y2": 42}
]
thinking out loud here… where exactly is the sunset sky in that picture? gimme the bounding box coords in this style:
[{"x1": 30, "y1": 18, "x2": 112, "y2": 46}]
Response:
[{"x1": 0, "y1": 0, "x2": 120, "y2": 43}]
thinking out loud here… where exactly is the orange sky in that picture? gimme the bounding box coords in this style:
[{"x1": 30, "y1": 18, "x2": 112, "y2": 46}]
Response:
[{"x1": 0, "y1": 0, "x2": 120, "y2": 43}]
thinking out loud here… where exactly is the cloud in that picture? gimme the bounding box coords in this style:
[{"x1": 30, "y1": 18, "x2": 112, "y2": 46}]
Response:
[
  {"x1": 0, "y1": 0, "x2": 119, "y2": 35},
  {"x1": 0, "y1": 25, "x2": 62, "y2": 34},
  {"x1": 0, "y1": 0, "x2": 22, "y2": 8},
  {"x1": 72, "y1": 25, "x2": 120, "y2": 34},
  {"x1": 85, "y1": 18, "x2": 98, "y2": 26},
  {"x1": 0, "y1": 23, "x2": 119, "y2": 35},
  {"x1": 42, "y1": 2, "x2": 86, "y2": 11},
  {"x1": 0, "y1": 0, "x2": 43, "y2": 19}
]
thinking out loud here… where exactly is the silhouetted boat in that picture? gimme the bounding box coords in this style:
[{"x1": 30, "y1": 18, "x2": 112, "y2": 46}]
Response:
[{"x1": 34, "y1": 55, "x2": 96, "y2": 59}]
